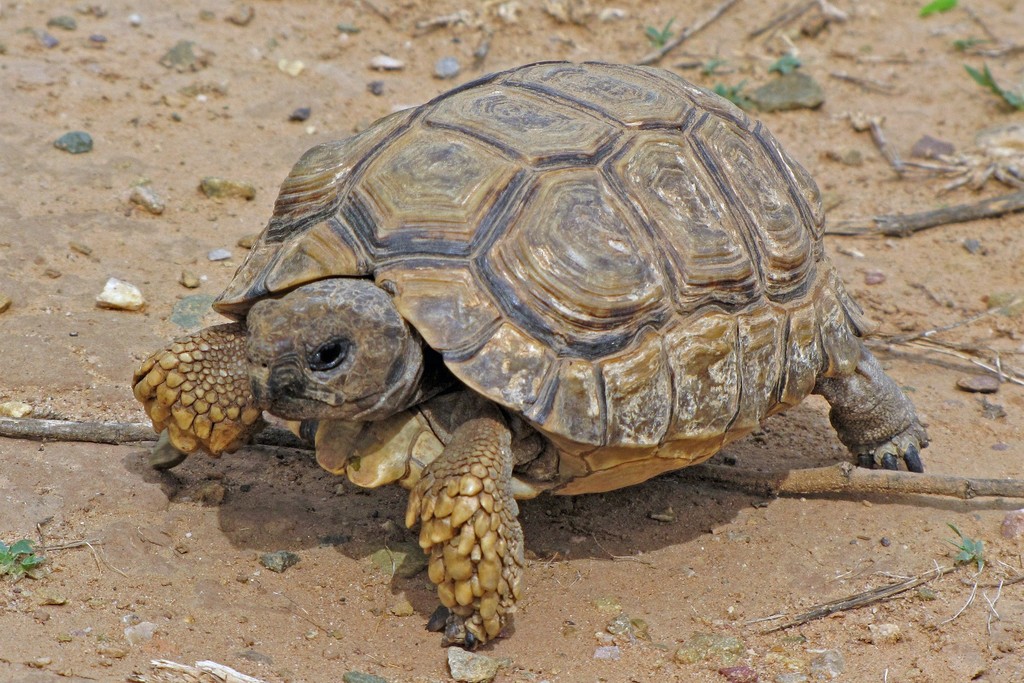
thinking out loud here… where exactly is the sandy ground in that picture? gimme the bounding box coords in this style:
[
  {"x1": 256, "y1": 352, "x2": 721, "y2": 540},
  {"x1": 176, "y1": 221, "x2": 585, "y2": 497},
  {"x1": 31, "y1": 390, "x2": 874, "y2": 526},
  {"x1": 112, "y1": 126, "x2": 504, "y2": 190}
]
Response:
[{"x1": 2, "y1": 0, "x2": 1024, "y2": 681}]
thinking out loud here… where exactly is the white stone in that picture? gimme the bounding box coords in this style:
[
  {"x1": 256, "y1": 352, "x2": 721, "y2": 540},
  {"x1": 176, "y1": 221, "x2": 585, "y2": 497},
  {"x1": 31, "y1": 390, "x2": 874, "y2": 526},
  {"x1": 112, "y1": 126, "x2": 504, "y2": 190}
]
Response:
[
  {"x1": 370, "y1": 55, "x2": 404, "y2": 71},
  {"x1": 96, "y1": 278, "x2": 145, "y2": 311},
  {"x1": 0, "y1": 401, "x2": 33, "y2": 418}
]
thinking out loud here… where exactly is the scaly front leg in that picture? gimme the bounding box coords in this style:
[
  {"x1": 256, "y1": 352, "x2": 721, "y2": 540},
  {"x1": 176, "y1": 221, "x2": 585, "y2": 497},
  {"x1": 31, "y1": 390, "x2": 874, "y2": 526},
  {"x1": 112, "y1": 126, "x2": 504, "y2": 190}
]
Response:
[{"x1": 405, "y1": 413, "x2": 525, "y2": 647}]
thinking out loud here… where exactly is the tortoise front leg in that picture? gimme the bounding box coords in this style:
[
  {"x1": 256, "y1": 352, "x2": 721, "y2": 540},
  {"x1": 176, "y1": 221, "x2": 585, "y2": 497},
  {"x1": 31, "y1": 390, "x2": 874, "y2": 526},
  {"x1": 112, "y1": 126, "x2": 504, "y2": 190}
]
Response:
[
  {"x1": 132, "y1": 323, "x2": 265, "y2": 459},
  {"x1": 405, "y1": 412, "x2": 525, "y2": 647}
]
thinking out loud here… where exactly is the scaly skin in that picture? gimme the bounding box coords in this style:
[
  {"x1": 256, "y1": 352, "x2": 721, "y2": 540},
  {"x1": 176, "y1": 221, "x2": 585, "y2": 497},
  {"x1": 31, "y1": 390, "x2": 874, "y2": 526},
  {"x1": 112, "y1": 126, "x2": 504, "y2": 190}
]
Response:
[{"x1": 132, "y1": 323, "x2": 264, "y2": 455}]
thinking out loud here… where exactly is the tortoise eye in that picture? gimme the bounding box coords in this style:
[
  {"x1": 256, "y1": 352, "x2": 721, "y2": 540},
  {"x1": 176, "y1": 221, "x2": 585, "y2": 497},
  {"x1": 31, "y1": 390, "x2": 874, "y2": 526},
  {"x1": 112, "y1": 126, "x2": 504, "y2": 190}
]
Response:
[{"x1": 308, "y1": 338, "x2": 350, "y2": 372}]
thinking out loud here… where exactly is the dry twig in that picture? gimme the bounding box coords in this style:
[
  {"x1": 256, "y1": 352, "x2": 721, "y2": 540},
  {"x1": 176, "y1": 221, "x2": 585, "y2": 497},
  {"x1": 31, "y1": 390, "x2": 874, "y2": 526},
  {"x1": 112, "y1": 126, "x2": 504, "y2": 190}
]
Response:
[
  {"x1": 0, "y1": 417, "x2": 304, "y2": 448},
  {"x1": 829, "y1": 71, "x2": 894, "y2": 94},
  {"x1": 760, "y1": 564, "x2": 960, "y2": 632},
  {"x1": 848, "y1": 112, "x2": 905, "y2": 173},
  {"x1": 684, "y1": 462, "x2": 1024, "y2": 499},
  {"x1": 827, "y1": 190, "x2": 1024, "y2": 236},
  {"x1": 637, "y1": 0, "x2": 740, "y2": 66},
  {"x1": 129, "y1": 659, "x2": 267, "y2": 683}
]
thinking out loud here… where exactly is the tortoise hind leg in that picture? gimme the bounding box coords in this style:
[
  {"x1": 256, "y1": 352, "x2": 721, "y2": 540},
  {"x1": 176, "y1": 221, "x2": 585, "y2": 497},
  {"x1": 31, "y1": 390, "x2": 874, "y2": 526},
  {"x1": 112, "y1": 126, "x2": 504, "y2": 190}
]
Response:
[
  {"x1": 814, "y1": 343, "x2": 928, "y2": 472},
  {"x1": 405, "y1": 411, "x2": 525, "y2": 647}
]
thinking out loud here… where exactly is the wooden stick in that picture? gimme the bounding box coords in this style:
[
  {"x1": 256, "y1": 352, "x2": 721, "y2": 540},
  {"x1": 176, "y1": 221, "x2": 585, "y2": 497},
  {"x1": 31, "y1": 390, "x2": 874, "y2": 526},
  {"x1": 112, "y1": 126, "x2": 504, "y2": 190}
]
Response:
[
  {"x1": 747, "y1": 0, "x2": 814, "y2": 39},
  {"x1": 684, "y1": 461, "x2": 1024, "y2": 499},
  {"x1": 0, "y1": 417, "x2": 305, "y2": 449},
  {"x1": 637, "y1": 0, "x2": 740, "y2": 66},
  {"x1": 760, "y1": 564, "x2": 961, "y2": 632},
  {"x1": 826, "y1": 190, "x2": 1024, "y2": 236}
]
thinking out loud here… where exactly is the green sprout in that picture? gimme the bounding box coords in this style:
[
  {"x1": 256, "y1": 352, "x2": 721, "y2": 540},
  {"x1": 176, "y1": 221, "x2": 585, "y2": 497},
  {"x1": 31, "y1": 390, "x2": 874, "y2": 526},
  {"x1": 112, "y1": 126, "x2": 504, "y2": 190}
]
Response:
[
  {"x1": 769, "y1": 54, "x2": 802, "y2": 74},
  {"x1": 0, "y1": 539, "x2": 46, "y2": 581},
  {"x1": 947, "y1": 523, "x2": 984, "y2": 572},
  {"x1": 920, "y1": 0, "x2": 957, "y2": 17},
  {"x1": 645, "y1": 18, "x2": 675, "y2": 48},
  {"x1": 952, "y1": 37, "x2": 991, "y2": 51},
  {"x1": 701, "y1": 58, "x2": 729, "y2": 76},
  {"x1": 713, "y1": 82, "x2": 752, "y2": 110},
  {"x1": 965, "y1": 64, "x2": 1024, "y2": 110}
]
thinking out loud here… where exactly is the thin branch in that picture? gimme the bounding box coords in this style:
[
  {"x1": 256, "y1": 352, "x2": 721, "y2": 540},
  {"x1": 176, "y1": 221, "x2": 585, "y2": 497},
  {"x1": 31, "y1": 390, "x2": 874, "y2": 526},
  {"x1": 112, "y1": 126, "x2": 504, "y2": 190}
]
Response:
[
  {"x1": 747, "y1": 1, "x2": 814, "y2": 39},
  {"x1": 827, "y1": 190, "x2": 1024, "y2": 236},
  {"x1": 0, "y1": 417, "x2": 305, "y2": 449},
  {"x1": 829, "y1": 71, "x2": 895, "y2": 94},
  {"x1": 637, "y1": 0, "x2": 740, "y2": 66},
  {"x1": 940, "y1": 577, "x2": 978, "y2": 625},
  {"x1": 683, "y1": 462, "x2": 1024, "y2": 499},
  {"x1": 761, "y1": 564, "x2": 960, "y2": 632}
]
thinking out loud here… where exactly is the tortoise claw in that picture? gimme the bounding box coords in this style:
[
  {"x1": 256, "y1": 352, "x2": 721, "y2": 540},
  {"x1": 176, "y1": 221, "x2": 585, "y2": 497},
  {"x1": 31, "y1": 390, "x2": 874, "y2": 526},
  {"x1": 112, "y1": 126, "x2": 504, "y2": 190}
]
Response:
[
  {"x1": 857, "y1": 454, "x2": 874, "y2": 469},
  {"x1": 880, "y1": 453, "x2": 899, "y2": 470},
  {"x1": 903, "y1": 443, "x2": 925, "y2": 473}
]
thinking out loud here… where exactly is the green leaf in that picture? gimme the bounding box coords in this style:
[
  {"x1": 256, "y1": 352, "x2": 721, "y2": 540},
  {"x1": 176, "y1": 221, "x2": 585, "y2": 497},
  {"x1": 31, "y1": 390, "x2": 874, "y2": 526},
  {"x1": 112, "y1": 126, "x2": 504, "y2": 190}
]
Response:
[
  {"x1": 953, "y1": 37, "x2": 989, "y2": 51},
  {"x1": 713, "y1": 82, "x2": 753, "y2": 110},
  {"x1": 10, "y1": 539, "x2": 34, "y2": 556},
  {"x1": 920, "y1": 0, "x2": 957, "y2": 17},
  {"x1": 965, "y1": 63, "x2": 1024, "y2": 110},
  {"x1": 769, "y1": 54, "x2": 802, "y2": 75}
]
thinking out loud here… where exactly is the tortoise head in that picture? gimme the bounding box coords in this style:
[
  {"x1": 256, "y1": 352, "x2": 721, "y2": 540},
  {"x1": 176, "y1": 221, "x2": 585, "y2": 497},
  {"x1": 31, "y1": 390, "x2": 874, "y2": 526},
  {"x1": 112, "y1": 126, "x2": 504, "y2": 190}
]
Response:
[{"x1": 245, "y1": 278, "x2": 424, "y2": 422}]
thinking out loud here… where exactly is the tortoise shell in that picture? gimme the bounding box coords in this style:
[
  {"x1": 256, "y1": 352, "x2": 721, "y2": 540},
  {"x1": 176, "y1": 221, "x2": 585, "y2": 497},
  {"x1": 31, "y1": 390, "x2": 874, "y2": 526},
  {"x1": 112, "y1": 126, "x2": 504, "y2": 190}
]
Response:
[{"x1": 215, "y1": 61, "x2": 864, "y2": 494}]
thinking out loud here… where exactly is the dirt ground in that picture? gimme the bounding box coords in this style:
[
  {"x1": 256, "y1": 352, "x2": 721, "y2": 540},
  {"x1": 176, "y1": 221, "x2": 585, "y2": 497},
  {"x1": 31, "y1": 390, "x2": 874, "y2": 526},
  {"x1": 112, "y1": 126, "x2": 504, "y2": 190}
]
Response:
[{"x1": 2, "y1": 0, "x2": 1024, "y2": 681}]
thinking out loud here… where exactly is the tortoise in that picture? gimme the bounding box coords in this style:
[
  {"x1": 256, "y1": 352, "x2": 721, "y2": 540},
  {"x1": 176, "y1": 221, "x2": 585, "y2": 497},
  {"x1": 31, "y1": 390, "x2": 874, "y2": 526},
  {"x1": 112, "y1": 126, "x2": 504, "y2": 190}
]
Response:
[{"x1": 133, "y1": 61, "x2": 928, "y2": 647}]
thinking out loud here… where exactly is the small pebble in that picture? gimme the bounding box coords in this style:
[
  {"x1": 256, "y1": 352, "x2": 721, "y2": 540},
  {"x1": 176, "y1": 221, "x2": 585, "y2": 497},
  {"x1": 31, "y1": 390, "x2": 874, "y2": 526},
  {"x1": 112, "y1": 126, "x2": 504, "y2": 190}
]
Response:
[
  {"x1": 593, "y1": 596, "x2": 622, "y2": 614},
  {"x1": 208, "y1": 248, "x2": 232, "y2": 261},
  {"x1": 748, "y1": 72, "x2": 825, "y2": 112},
  {"x1": 1000, "y1": 510, "x2": 1024, "y2": 539},
  {"x1": 0, "y1": 294, "x2": 10, "y2": 314},
  {"x1": 370, "y1": 55, "x2": 405, "y2": 71},
  {"x1": 962, "y1": 238, "x2": 985, "y2": 255},
  {"x1": 129, "y1": 13, "x2": 142, "y2": 26},
  {"x1": 599, "y1": 8, "x2": 629, "y2": 21},
  {"x1": 96, "y1": 278, "x2": 145, "y2": 311},
  {"x1": 179, "y1": 270, "x2": 201, "y2": 289},
  {"x1": 54, "y1": 131, "x2": 93, "y2": 154},
  {"x1": 89, "y1": 34, "x2": 108, "y2": 44},
  {"x1": 0, "y1": 401, "x2": 33, "y2": 418},
  {"x1": 70, "y1": 242, "x2": 92, "y2": 256},
  {"x1": 448, "y1": 647, "x2": 501, "y2": 683},
  {"x1": 809, "y1": 650, "x2": 844, "y2": 680},
  {"x1": 992, "y1": 442, "x2": 1010, "y2": 451},
  {"x1": 593, "y1": 645, "x2": 621, "y2": 660},
  {"x1": 237, "y1": 233, "x2": 259, "y2": 249},
  {"x1": 37, "y1": 31, "x2": 60, "y2": 48},
  {"x1": 910, "y1": 134, "x2": 955, "y2": 160},
  {"x1": 96, "y1": 644, "x2": 129, "y2": 659},
  {"x1": 866, "y1": 622, "x2": 901, "y2": 644},
  {"x1": 227, "y1": 5, "x2": 255, "y2": 26},
  {"x1": 278, "y1": 59, "x2": 305, "y2": 77},
  {"x1": 369, "y1": 541, "x2": 429, "y2": 578},
  {"x1": 47, "y1": 16, "x2": 78, "y2": 30},
  {"x1": 194, "y1": 481, "x2": 226, "y2": 506},
  {"x1": 957, "y1": 375, "x2": 1000, "y2": 394},
  {"x1": 200, "y1": 177, "x2": 256, "y2": 200},
  {"x1": 863, "y1": 270, "x2": 885, "y2": 285},
  {"x1": 124, "y1": 621, "x2": 157, "y2": 645},
  {"x1": 44, "y1": 268, "x2": 62, "y2": 279},
  {"x1": 980, "y1": 397, "x2": 1006, "y2": 420},
  {"x1": 342, "y1": 673, "x2": 387, "y2": 683},
  {"x1": 367, "y1": 81, "x2": 385, "y2": 96},
  {"x1": 388, "y1": 595, "x2": 415, "y2": 617},
  {"x1": 160, "y1": 40, "x2": 209, "y2": 71},
  {"x1": 289, "y1": 107, "x2": 311, "y2": 122},
  {"x1": 337, "y1": 23, "x2": 361, "y2": 34},
  {"x1": 434, "y1": 56, "x2": 461, "y2": 79},
  {"x1": 718, "y1": 665, "x2": 758, "y2": 683},
  {"x1": 260, "y1": 551, "x2": 300, "y2": 573},
  {"x1": 880, "y1": 537, "x2": 891, "y2": 547},
  {"x1": 129, "y1": 185, "x2": 165, "y2": 214}
]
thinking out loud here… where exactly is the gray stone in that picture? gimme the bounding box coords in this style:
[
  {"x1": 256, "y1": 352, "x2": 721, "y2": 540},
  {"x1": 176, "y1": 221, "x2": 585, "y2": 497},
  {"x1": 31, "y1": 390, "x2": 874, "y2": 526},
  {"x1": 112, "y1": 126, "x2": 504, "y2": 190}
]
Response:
[
  {"x1": 368, "y1": 541, "x2": 429, "y2": 578},
  {"x1": 910, "y1": 134, "x2": 955, "y2": 159},
  {"x1": 593, "y1": 645, "x2": 621, "y2": 660},
  {"x1": 809, "y1": 649, "x2": 844, "y2": 680},
  {"x1": 956, "y1": 375, "x2": 1000, "y2": 394},
  {"x1": 260, "y1": 550, "x2": 300, "y2": 573},
  {"x1": 208, "y1": 247, "x2": 232, "y2": 261},
  {"x1": 54, "y1": 131, "x2": 93, "y2": 154},
  {"x1": 124, "y1": 621, "x2": 157, "y2": 645},
  {"x1": 749, "y1": 73, "x2": 825, "y2": 112},
  {"x1": 169, "y1": 294, "x2": 216, "y2": 329},
  {"x1": 160, "y1": 40, "x2": 210, "y2": 71},
  {"x1": 447, "y1": 647, "x2": 501, "y2": 683},
  {"x1": 342, "y1": 672, "x2": 388, "y2": 683},
  {"x1": 435, "y1": 56, "x2": 461, "y2": 79},
  {"x1": 1001, "y1": 509, "x2": 1024, "y2": 539}
]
